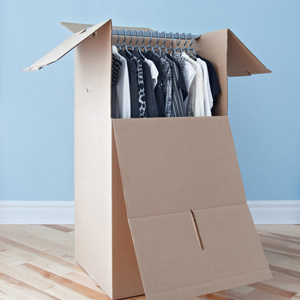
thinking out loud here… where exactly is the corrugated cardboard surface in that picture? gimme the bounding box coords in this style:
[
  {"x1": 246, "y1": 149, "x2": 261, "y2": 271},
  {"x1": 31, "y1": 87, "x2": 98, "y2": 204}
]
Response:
[
  {"x1": 227, "y1": 30, "x2": 271, "y2": 76},
  {"x1": 74, "y1": 20, "x2": 114, "y2": 298},
  {"x1": 112, "y1": 131, "x2": 144, "y2": 299},
  {"x1": 113, "y1": 117, "x2": 272, "y2": 300},
  {"x1": 24, "y1": 20, "x2": 111, "y2": 71}
]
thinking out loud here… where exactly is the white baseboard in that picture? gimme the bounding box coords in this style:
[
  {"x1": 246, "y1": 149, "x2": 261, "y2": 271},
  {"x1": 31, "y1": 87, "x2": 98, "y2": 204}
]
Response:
[
  {"x1": 0, "y1": 201, "x2": 74, "y2": 224},
  {"x1": 0, "y1": 200, "x2": 299, "y2": 225},
  {"x1": 247, "y1": 200, "x2": 300, "y2": 224}
]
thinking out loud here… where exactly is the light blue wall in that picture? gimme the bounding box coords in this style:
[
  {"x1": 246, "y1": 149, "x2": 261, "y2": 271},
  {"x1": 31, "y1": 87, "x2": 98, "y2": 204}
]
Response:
[{"x1": 0, "y1": 0, "x2": 299, "y2": 201}]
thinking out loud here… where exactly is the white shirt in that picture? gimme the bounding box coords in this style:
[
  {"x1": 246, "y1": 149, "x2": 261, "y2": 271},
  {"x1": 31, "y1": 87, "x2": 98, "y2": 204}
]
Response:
[
  {"x1": 182, "y1": 52, "x2": 205, "y2": 117},
  {"x1": 145, "y1": 58, "x2": 159, "y2": 88},
  {"x1": 196, "y1": 58, "x2": 213, "y2": 116},
  {"x1": 112, "y1": 46, "x2": 131, "y2": 119},
  {"x1": 182, "y1": 60, "x2": 196, "y2": 113}
]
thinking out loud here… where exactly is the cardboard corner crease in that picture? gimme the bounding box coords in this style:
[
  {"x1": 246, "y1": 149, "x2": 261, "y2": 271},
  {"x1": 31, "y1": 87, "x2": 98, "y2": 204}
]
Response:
[{"x1": 25, "y1": 19, "x2": 272, "y2": 300}]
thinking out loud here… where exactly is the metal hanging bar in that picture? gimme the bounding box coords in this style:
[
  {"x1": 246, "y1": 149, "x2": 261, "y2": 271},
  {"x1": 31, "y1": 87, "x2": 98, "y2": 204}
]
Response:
[{"x1": 112, "y1": 29, "x2": 200, "y2": 40}]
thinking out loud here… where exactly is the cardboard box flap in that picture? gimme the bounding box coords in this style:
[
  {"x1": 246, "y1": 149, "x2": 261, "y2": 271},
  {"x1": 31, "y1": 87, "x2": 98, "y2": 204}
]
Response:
[
  {"x1": 112, "y1": 117, "x2": 272, "y2": 300},
  {"x1": 24, "y1": 19, "x2": 111, "y2": 71},
  {"x1": 60, "y1": 21, "x2": 94, "y2": 33},
  {"x1": 227, "y1": 29, "x2": 271, "y2": 76},
  {"x1": 61, "y1": 21, "x2": 154, "y2": 34}
]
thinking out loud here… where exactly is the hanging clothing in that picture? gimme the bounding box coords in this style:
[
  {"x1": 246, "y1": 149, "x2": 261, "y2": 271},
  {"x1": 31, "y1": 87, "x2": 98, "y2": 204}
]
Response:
[
  {"x1": 112, "y1": 46, "x2": 131, "y2": 119},
  {"x1": 145, "y1": 52, "x2": 166, "y2": 117},
  {"x1": 111, "y1": 38, "x2": 220, "y2": 119},
  {"x1": 129, "y1": 52, "x2": 147, "y2": 118},
  {"x1": 145, "y1": 58, "x2": 159, "y2": 88},
  {"x1": 169, "y1": 52, "x2": 188, "y2": 100},
  {"x1": 165, "y1": 56, "x2": 185, "y2": 117},
  {"x1": 197, "y1": 55, "x2": 221, "y2": 103},
  {"x1": 182, "y1": 60, "x2": 197, "y2": 114},
  {"x1": 133, "y1": 50, "x2": 159, "y2": 118},
  {"x1": 160, "y1": 54, "x2": 173, "y2": 117},
  {"x1": 196, "y1": 58, "x2": 213, "y2": 116},
  {"x1": 182, "y1": 52, "x2": 205, "y2": 117},
  {"x1": 111, "y1": 53, "x2": 123, "y2": 118},
  {"x1": 118, "y1": 50, "x2": 140, "y2": 118}
]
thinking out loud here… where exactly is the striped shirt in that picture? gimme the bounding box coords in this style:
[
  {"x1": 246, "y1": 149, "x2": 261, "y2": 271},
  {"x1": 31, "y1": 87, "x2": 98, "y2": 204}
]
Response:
[{"x1": 165, "y1": 57, "x2": 185, "y2": 117}]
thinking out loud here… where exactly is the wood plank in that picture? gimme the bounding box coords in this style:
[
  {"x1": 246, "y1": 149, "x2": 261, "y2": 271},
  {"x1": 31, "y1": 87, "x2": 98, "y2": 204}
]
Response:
[
  {"x1": 24, "y1": 263, "x2": 111, "y2": 300},
  {"x1": 43, "y1": 225, "x2": 74, "y2": 233},
  {"x1": 0, "y1": 225, "x2": 299, "y2": 300},
  {"x1": 0, "y1": 273, "x2": 60, "y2": 300}
]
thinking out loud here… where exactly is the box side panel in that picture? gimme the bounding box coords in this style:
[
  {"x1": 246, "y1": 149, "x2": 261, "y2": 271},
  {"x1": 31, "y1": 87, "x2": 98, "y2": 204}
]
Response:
[
  {"x1": 194, "y1": 29, "x2": 228, "y2": 116},
  {"x1": 112, "y1": 131, "x2": 144, "y2": 299},
  {"x1": 74, "y1": 21, "x2": 113, "y2": 297}
]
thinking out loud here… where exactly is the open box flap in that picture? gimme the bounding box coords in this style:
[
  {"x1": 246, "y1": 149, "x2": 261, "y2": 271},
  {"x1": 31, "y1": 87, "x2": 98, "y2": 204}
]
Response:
[
  {"x1": 24, "y1": 19, "x2": 111, "y2": 71},
  {"x1": 61, "y1": 21, "x2": 154, "y2": 34},
  {"x1": 60, "y1": 21, "x2": 94, "y2": 33},
  {"x1": 227, "y1": 29, "x2": 271, "y2": 76},
  {"x1": 112, "y1": 117, "x2": 272, "y2": 300}
]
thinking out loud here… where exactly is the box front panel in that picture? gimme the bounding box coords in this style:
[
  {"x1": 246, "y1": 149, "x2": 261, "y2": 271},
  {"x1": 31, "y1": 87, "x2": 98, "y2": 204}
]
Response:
[{"x1": 113, "y1": 116, "x2": 271, "y2": 300}]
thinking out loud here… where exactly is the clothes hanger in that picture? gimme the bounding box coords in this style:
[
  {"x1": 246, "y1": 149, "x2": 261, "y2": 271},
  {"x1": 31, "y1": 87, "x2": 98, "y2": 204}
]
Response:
[
  {"x1": 120, "y1": 28, "x2": 127, "y2": 52},
  {"x1": 187, "y1": 33, "x2": 197, "y2": 60},
  {"x1": 133, "y1": 29, "x2": 139, "y2": 52},
  {"x1": 160, "y1": 31, "x2": 167, "y2": 54},
  {"x1": 175, "y1": 32, "x2": 181, "y2": 53},
  {"x1": 181, "y1": 33, "x2": 188, "y2": 54},
  {"x1": 145, "y1": 30, "x2": 153, "y2": 53},
  {"x1": 138, "y1": 30, "x2": 146, "y2": 59},
  {"x1": 168, "y1": 32, "x2": 175, "y2": 53},
  {"x1": 115, "y1": 28, "x2": 120, "y2": 50},
  {"x1": 153, "y1": 31, "x2": 161, "y2": 57},
  {"x1": 125, "y1": 29, "x2": 134, "y2": 56}
]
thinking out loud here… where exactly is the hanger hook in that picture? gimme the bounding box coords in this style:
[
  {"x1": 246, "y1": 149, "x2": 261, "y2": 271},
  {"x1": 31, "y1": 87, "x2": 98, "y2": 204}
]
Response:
[
  {"x1": 183, "y1": 33, "x2": 188, "y2": 48},
  {"x1": 128, "y1": 29, "x2": 133, "y2": 45},
  {"x1": 126, "y1": 29, "x2": 133, "y2": 51},
  {"x1": 147, "y1": 30, "x2": 153, "y2": 47},
  {"x1": 134, "y1": 29, "x2": 139, "y2": 48},
  {"x1": 188, "y1": 33, "x2": 194, "y2": 48},
  {"x1": 155, "y1": 30, "x2": 160, "y2": 47},
  {"x1": 139, "y1": 30, "x2": 145, "y2": 47},
  {"x1": 170, "y1": 32, "x2": 174, "y2": 49},
  {"x1": 121, "y1": 28, "x2": 127, "y2": 45},
  {"x1": 115, "y1": 28, "x2": 120, "y2": 47},
  {"x1": 176, "y1": 32, "x2": 181, "y2": 49},
  {"x1": 162, "y1": 31, "x2": 167, "y2": 47}
]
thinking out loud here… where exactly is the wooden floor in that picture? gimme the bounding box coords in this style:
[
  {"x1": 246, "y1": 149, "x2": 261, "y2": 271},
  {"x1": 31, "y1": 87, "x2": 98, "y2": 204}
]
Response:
[{"x1": 0, "y1": 225, "x2": 299, "y2": 300}]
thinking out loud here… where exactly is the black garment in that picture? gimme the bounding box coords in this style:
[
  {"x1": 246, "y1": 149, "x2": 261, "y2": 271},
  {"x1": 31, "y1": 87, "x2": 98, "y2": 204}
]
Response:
[
  {"x1": 132, "y1": 51, "x2": 159, "y2": 118},
  {"x1": 167, "y1": 53, "x2": 188, "y2": 100},
  {"x1": 165, "y1": 56, "x2": 185, "y2": 117},
  {"x1": 119, "y1": 50, "x2": 140, "y2": 118},
  {"x1": 129, "y1": 52, "x2": 147, "y2": 117},
  {"x1": 145, "y1": 51, "x2": 165, "y2": 117},
  {"x1": 160, "y1": 54, "x2": 173, "y2": 117},
  {"x1": 111, "y1": 53, "x2": 122, "y2": 118},
  {"x1": 196, "y1": 55, "x2": 221, "y2": 103}
]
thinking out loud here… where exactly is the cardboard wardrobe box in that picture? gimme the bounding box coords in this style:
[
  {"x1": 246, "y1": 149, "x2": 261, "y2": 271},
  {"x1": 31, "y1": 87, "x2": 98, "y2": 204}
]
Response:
[{"x1": 25, "y1": 19, "x2": 272, "y2": 300}]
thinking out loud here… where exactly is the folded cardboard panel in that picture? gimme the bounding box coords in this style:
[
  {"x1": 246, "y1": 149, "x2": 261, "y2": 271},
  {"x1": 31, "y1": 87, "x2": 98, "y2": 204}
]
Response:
[
  {"x1": 112, "y1": 117, "x2": 272, "y2": 300},
  {"x1": 24, "y1": 19, "x2": 272, "y2": 300},
  {"x1": 74, "y1": 20, "x2": 114, "y2": 297}
]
